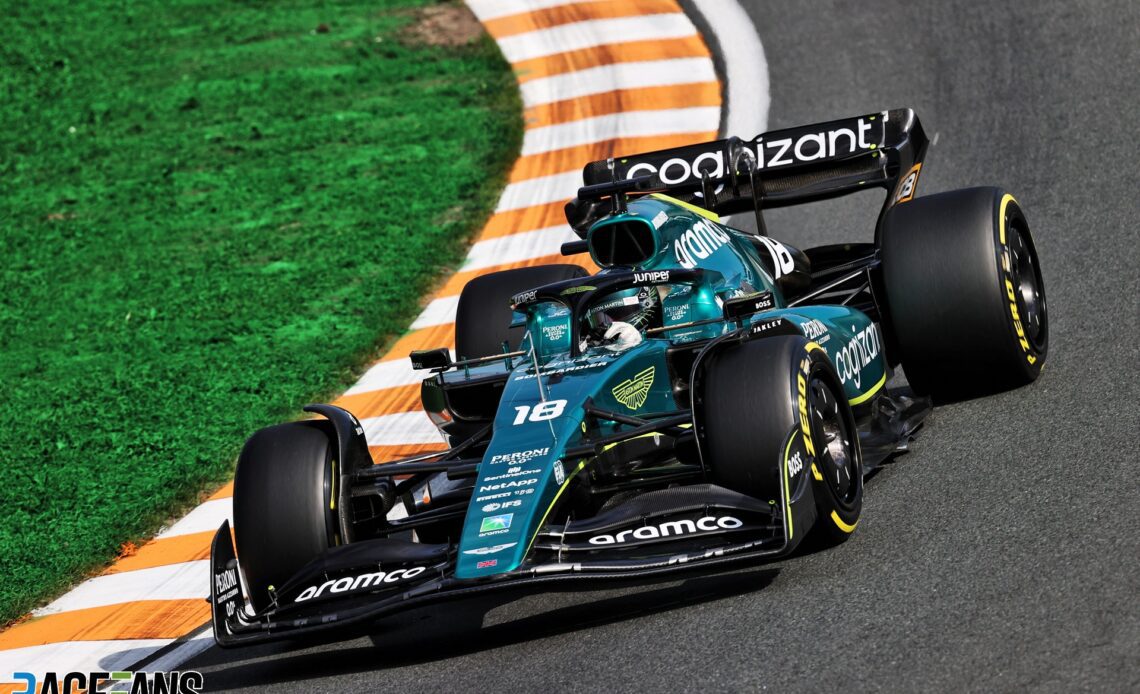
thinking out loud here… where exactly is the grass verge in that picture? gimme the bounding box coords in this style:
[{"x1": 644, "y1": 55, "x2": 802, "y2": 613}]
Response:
[{"x1": 0, "y1": 0, "x2": 520, "y2": 624}]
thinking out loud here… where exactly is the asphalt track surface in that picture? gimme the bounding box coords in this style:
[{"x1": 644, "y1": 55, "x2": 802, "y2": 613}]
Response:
[{"x1": 187, "y1": 2, "x2": 1139, "y2": 690}]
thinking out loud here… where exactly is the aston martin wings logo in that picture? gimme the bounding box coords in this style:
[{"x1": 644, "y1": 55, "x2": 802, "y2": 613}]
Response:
[{"x1": 611, "y1": 366, "x2": 655, "y2": 410}]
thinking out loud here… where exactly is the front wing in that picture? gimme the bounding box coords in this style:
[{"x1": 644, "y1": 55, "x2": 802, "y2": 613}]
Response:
[{"x1": 209, "y1": 484, "x2": 815, "y2": 647}]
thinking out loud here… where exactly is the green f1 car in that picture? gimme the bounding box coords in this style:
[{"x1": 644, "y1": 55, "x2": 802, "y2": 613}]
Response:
[{"x1": 210, "y1": 108, "x2": 1048, "y2": 646}]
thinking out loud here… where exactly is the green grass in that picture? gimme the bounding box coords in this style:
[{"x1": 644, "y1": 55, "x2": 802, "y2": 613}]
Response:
[{"x1": 0, "y1": 0, "x2": 520, "y2": 624}]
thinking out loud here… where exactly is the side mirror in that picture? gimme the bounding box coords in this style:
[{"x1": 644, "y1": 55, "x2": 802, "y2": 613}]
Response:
[
  {"x1": 409, "y1": 348, "x2": 451, "y2": 371},
  {"x1": 722, "y1": 291, "x2": 775, "y2": 323}
]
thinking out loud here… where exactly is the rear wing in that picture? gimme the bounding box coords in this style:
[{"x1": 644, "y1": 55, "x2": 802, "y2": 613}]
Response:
[{"x1": 581, "y1": 108, "x2": 929, "y2": 218}]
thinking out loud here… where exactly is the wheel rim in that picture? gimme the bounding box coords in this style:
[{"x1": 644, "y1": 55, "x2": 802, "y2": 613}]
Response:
[
  {"x1": 1007, "y1": 222, "x2": 1047, "y2": 352},
  {"x1": 808, "y1": 375, "x2": 859, "y2": 507}
]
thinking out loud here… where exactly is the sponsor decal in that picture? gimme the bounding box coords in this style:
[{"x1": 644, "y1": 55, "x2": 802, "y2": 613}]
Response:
[
  {"x1": 788, "y1": 450, "x2": 804, "y2": 477},
  {"x1": 553, "y1": 459, "x2": 566, "y2": 486},
  {"x1": 724, "y1": 291, "x2": 774, "y2": 320},
  {"x1": 753, "y1": 118, "x2": 876, "y2": 169},
  {"x1": 295, "y1": 567, "x2": 427, "y2": 603},
  {"x1": 462, "y1": 542, "x2": 517, "y2": 556},
  {"x1": 542, "y1": 323, "x2": 568, "y2": 342},
  {"x1": 214, "y1": 567, "x2": 238, "y2": 595},
  {"x1": 514, "y1": 363, "x2": 602, "y2": 380},
  {"x1": 800, "y1": 319, "x2": 828, "y2": 341},
  {"x1": 611, "y1": 366, "x2": 655, "y2": 410},
  {"x1": 674, "y1": 219, "x2": 731, "y2": 269},
  {"x1": 476, "y1": 487, "x2": 536, "y2": 502},
  {"x1": 479, "y1": 513, "x2": 514, "y2": 536},
  {"x1": 481, "y1": 499, "x2": 522, "y2": 512},
  {"x1": 511, "y1": 399, "x2": 567, "y2": 424},
  {"x1": 894, "y1": 162, "x2": 921, "y2": 203},
  {"x1": 624, "y1": 117, "x2": 878, "y2": 184},
  {"x1": 628, "y1": 149, "x2": 727, "y2": 185},
  {"x1": 479, "y1": 479, "x2": 538, "y2": 493},
  {"x1": 652, "y1": 210, "x2": 669, "y2": 229},
  {"x1": 489, "y1": 447, "x2": 549, "y2": 466},
  {"x1": 476, "y1": 491, "x2": 510, "y2": 502},
  {"x1": 665, "y1": 304, "x2": 689, "y2": 322},
  {"x1": 11, "y1": 671, "x2": 204, "y2": 694},
  {"x1": 476, "y1": 559, "x2": 498, "y2": 569},
  {"x1": 999, "y1": 196, "x2": 1037, "y2": 365},
  {"x1": 560, "y1": 285, "x2": 595, "y2": 296},
  {"x1": 482, "y1": 466, "x2": 541, "y2": 482},
  {"x1": 511, "y1": 289, "x2": 537, "y2": 306},
  {"x1": 756, "y1": 236, "x2": 796, "y2": 279},
  {"x1": 633, "y1": 270, "x2": 670, "y2": 284},
  {"x1": 588, "y1": 516, "x2": 744, "y2": 545},
  {"x1": 750, "y1": 317, "x2": 789, "y2": 336},
  {"x1": 797, "y1": 358, "x2": 817, "y2": 458},
  {"x1": 834, "y1": 324, "x2": 881, "y2": 389},
  {"x1": 213, "y1": 567, "x2": 241, "y2": 617}
]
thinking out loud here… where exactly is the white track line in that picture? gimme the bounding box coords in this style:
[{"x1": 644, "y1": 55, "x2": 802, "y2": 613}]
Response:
[
  {"x1": 156, "y1": 497, "x2": 233, "y2": 539},
  {"x1": 466, "y1": 0, "x2": 606, "y2": 22},
  {"x1": 344, "y1": 357, "x2": 432, "y2": 394},
  {"x1": 496, "y1": 170, "x2": 584, "y2": 212},
  {"x1": 521, "y1": 106, "x2": 721, "y2": 155},
  {"x1": 689, "y1": 0, "x2": 769, "y2": 137},
  {"x1": 360, "y1": 411, "x2": 444, "y2": 446},
  {"x1": 496, "y1": 14, "x2": 695, "y2": 63},
  {"x1": 0, "y1": 640, "x2": 172, "y2": 679},
  {"x1": 521, "y1": 58, "x2": 717, "y2": 107},
  {"x1": 33, "y1": 562, "x2": 209, "y2": 616},
  {"x1": 462, "y1": 225, "x2": 580, "y2": 272},
  {"x1": 410, "y1": 295, "x2": 462, "y2": 330}
]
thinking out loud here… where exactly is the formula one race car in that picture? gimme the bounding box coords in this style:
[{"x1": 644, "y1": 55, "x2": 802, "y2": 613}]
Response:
[{"x1": 210, "y1": 108, "x2": 1048, "y2": 646}]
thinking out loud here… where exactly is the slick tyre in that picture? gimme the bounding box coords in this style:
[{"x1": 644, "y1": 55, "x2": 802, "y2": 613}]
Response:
[
  {"x1": 881, "y1": 188, "x2": 1048, "y2": 399},
  {"x1": 697, "y1": 336, "x2": 862, "y2": 545},
  {"x1": 455, "y1": 264, "x2": 589, "y2": 360},
  {"x1": 233, "y1": 420, "x2": 337, "y2": 612}
]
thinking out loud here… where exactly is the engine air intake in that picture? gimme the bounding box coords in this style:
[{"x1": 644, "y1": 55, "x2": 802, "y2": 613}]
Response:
[{"x1": 589, "y1": 218, "x2": 658, "y2": 268}]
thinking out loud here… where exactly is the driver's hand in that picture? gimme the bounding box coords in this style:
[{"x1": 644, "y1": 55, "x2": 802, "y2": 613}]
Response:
[{"x1": 603, "y1": 321, "x2": 642, "y2": 351}]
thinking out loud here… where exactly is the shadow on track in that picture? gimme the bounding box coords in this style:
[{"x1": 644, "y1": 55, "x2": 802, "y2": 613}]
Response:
[{"x1": 191, "y1": 566, "x2": 779, "y2": 690}]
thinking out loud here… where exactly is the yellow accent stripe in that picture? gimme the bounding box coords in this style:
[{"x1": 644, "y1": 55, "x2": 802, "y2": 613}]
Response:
[
  {"x1": 649, "y1": 193, "x2": 720, "y2": 222},
  {"x1": 830, "y1": 510, "x2": 858, "y2": 534},
  {"x1": 782, "y1": 433, "x2": 796, "y2": 538},
  {"x1": 526, "y1": 460, "x2": 587, "y2": 554},
  {"x1": 329, "y1": 459, "x2": 337, "y2": 511},
  {"x1": 999, "y1": 193, "x2": 1017, "y2": 244},
  {"x1": 811, "y1": 463, "x2": 823, "y2": 481},
  {"x1": 848, "y1": 372, "x2": 887, "y2": 406}
]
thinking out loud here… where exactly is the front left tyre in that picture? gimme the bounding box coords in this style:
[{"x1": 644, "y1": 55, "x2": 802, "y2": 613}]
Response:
[{"x1": 233, "y1": 420, "x2": 338, "y2": 612}]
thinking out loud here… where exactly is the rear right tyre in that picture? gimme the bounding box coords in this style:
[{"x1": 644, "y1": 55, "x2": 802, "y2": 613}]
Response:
[{"x1": 880, "y1": 187, "x2": 1048, "y2": 399}]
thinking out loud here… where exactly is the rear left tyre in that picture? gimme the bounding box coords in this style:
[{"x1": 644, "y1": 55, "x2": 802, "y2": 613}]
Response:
[{"x1": 455, "y1": 264, "x2": 589, "y2": 360}]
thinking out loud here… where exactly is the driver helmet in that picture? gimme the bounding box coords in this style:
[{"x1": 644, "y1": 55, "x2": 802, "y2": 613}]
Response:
[{"x1": 584, "y1": 286, "x2": 662, "y2": 336}]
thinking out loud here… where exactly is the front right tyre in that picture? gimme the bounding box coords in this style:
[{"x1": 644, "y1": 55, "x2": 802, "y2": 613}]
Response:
[{"x1": 696, "y1": 335, "x2": 862, "y2": 546}]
